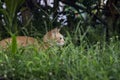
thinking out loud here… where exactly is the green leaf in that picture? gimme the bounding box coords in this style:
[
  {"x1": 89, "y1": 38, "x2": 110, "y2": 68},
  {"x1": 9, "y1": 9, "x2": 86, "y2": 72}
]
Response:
[
  {"x1": 11, "y1": 34, "x2": 17, "y2": 54},
  {"x1": 4, "y1": 0, "x2": 25, "y2": 18}
]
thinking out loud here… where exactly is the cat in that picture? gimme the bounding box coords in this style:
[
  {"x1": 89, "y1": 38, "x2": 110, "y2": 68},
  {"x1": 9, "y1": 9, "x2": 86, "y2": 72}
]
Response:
[{"x1": 0, "y1": 28, "x2": 65, "y2": 50}]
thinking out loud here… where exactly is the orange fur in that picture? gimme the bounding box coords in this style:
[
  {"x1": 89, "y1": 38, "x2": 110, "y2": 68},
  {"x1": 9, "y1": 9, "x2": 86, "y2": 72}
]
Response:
[
  {"x1": 0, "y1": 28, "x2": 65, "y2": 50},
  {"x1": 0, "y1": 36, "x2": 35, "y2": 48}
]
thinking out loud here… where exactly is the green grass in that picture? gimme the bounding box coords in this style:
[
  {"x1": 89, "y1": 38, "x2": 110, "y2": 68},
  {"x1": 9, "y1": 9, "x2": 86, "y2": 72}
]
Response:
[
  {"x1": 0, "y1": 0, "x2": 120, "y2": 79},
  {"x1": 0, "y1": 35, "x2": 120, "y2": 80}
]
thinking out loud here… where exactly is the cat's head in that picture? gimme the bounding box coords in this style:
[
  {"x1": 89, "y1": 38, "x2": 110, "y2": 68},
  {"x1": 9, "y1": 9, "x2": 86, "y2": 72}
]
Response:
[{"x1": 43, "y1": 28, "x2": 65, "y2": 46}]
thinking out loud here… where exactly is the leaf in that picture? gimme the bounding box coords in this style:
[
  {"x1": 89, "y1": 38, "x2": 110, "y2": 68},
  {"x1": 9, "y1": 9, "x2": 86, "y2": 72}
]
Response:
[
  {"x1": 0, "y1": 9, "x2": 9, "y2": 16},
  {"x1": 4, "y1": 0, "x2": 25, "y2": 18},
  {"x1": 11, "y1": 34, "x2": 17, "y2": 54}
]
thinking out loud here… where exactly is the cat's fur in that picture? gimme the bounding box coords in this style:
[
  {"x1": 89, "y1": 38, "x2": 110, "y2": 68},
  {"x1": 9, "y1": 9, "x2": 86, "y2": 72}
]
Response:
[{"x1": 0, "y1": 28, "x2": 65, "y2": 50}]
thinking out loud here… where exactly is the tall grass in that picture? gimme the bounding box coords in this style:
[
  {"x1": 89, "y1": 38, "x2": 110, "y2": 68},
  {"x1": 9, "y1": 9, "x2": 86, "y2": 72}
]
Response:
[
  {"x1": 0, "y1": 31, "x2": 120, "y2": 80},
  {"x1": 0, "y1": 1, "x2": 120, "y2": 79}
]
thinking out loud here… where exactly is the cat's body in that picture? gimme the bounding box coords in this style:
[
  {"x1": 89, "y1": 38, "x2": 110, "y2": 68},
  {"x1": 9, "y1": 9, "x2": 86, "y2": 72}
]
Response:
[{"x1": 0, "y1": 28, "x2": 65, "y2": 50}]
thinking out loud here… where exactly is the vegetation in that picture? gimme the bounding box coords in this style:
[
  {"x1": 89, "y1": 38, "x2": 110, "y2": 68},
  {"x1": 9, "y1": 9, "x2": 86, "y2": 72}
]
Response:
[
  {"x1": 0, "y1": 0, "x2": 120, "y2": 79},
  {"x1": 0, "y1": 32, "x2": 120, "y2": 80}
]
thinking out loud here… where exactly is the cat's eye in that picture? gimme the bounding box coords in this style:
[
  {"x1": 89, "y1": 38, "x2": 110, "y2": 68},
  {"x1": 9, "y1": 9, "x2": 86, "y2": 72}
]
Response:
[{"x1": 60, "y1": 37, "x2": 62, "y2": 40}]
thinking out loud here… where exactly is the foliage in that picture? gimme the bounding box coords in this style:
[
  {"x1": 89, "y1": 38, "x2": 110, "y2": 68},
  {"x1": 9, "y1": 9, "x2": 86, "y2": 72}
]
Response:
[
  {"x1": 0, "y1": 0, "x2": 25, "y2": 38},
  {"x1": 0, "y1": 31, "x2": 120, "y2": 80},
  {"x1": 0, "y1": 0, "x2": 120, "y2": 39},
  {"x1": 0, "y1": 0, "x2": 120, "y2": 79}
]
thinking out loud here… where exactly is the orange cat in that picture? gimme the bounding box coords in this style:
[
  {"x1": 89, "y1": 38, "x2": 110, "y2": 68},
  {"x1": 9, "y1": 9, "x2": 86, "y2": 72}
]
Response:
[{"x1": 0, "y1": 28, "x2": 65, "y2": 50}]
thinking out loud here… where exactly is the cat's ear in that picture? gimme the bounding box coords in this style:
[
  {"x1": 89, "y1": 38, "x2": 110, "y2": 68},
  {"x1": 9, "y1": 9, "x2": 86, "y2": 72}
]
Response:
[
  {"x1": 56, "y1": 27, "x2": 61, "y2": 32},
  {"x1": 51, "y1": 28, "x2": 57, "y2": 35},
  {"x1": 52, "y1": 28, "x2": 61, "y2": 33},
  {"x1": 57, "y1": 28, "x2": 61, "y2": 32}
]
